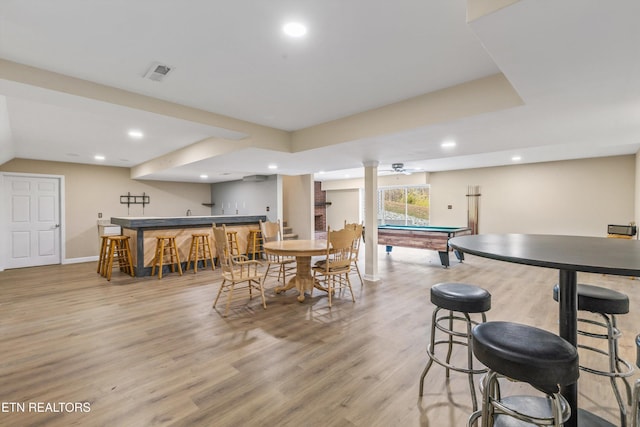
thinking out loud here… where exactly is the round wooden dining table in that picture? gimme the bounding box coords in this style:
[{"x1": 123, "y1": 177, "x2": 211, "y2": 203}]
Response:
[
  {"x1": 449, "y1": 233, "x2": 640, "y2": 427},
  {"x1": 263, "y1": 239, "x2": 328, "y2": 302}
]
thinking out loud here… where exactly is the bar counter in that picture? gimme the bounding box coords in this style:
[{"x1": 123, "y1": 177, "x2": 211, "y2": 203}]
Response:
[{"x1": 111, "y1": 215, "x2": 267, "y2": 276}]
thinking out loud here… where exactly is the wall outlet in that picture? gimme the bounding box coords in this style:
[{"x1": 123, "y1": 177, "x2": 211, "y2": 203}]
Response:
[{"x1": 98, "y1": 212, "x2": 102, "y2": 218}]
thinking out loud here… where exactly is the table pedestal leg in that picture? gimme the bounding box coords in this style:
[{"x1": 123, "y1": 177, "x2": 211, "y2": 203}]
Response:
[
  {"x1": 558, "y1": 269, "x2": 578, "y2": 427},
  {"x1": 274, "y1": 256, "x2": 317, "y2": 302}
]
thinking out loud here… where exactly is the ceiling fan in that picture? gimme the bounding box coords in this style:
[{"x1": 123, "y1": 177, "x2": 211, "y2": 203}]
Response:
[{"x1": 381, "y1": 163, "x2": 419, "y2": 175}]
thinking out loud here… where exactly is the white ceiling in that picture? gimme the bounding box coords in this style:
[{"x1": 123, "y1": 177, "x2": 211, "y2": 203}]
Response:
[{"x1": 1, "y1": 0, "x2": 639, "y2": 183}]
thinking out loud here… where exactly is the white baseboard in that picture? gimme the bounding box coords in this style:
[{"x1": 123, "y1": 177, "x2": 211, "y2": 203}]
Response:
[
  {"x1": 63, "y1": 256, "x2": 99, "y2": 265},
  {"x1": 362, "y1": 274, "x2": 381, "y2": 283}
]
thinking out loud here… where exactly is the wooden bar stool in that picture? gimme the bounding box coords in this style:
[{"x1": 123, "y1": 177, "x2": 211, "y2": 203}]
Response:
[
  {"x1": 186, "y1": 233, "x2": 215, "y2": 273},
  {"x1": 105, "y1": 235, "x2": 134, "y2": 281},
  {"x1": 151, "y1": 235, "x2": 183, "y2": 279},
  {"x1": 226, "y1": 230, "x2": 240, "y2": 258},
  {"x1": 97, "y1": 235, "x2": 111, "y2": 276},
  {"x1": 245, "y1": 229, "x2": 263, "y2": 260}
]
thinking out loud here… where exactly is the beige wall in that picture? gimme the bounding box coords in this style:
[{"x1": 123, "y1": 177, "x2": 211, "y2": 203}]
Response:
[
  {"x1": 1, "y1": 159, "x2": 212, "y2": 260},
  {"x1": 429, "y1": 155, "x2": 635, "y2": 236},
  {"x1": 3, "y1": 155, "x2": 635, "y2": 263},
  {"x1": 282, "y1": 174, "x2": 314, "y2": 239},
  {"x1": 321, "y1": 155, "x2": 635, "y2": 237},
  {"x1": 325, "y1": 189, "x2": 360, "y2": 230}
]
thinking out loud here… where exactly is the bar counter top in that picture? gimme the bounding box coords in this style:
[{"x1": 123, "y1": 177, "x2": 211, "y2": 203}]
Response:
[
  {"x1": 110, "y1": 215, "x2": 267, "y2": 276},
  {"x1": 111, "y1": 215, "x2": 267, "y2": 229}
]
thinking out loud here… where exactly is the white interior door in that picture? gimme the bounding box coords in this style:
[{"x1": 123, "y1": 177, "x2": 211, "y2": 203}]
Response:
[{"x1": 4, "y1": 175, "x2": 61, "y2": 268}]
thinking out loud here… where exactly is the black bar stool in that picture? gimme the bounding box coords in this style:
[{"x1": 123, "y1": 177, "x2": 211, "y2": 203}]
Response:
[
  {"x1": 631, "y1": 335, "x2": 640, "y2": 427},
  {"x1": 419, "y1": 282, "x2": 491, "y2": 411},
  {"x1": 553, "y1": 283, "x2": 634, "y2": 426},
  {"x1": 468, "y1": 321, "x2": 579, "y2": 426}
]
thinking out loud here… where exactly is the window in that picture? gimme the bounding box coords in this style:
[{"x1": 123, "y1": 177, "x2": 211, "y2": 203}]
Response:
[{"x1": 378, "y1": 185, "x2": 430, "y2": 226}]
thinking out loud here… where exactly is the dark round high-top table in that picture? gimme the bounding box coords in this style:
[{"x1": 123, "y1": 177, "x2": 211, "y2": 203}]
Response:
[{"x1": 449, "y1": 233, "x2": 640, "y2": 427}]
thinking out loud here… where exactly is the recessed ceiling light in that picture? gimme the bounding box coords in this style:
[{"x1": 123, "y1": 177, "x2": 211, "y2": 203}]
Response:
[
  {"x1": 512, "y1": 155, "x2": 522, "y2": 161},
  {"x1": 283, "y1": 22, "x2": 307, "y2": 37},
  {"x1": 441, "y1": 141, "x2": 456, "y2": 148},
  {"x1": 268, "y1": 164, "x2": 278, "y2": 170},
  {"x1": 200, "y1": 174, "x2": 208, "y2": 179},
  {"x1": 94, "y1": 155, "x2": 105, "y2": 161},
  {"x1": 128, "y1": 129, "x2": 144, "y2": 139}
]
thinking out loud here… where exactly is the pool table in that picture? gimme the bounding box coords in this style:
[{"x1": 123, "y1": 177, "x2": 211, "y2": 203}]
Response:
[{"x1": 377, "y1": 225, "x2": 472, "y2": 267}]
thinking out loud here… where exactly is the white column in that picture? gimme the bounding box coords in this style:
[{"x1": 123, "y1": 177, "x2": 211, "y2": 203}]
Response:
[{"x1": 363, "y1": 161, "x2": 380, "y2": 283}]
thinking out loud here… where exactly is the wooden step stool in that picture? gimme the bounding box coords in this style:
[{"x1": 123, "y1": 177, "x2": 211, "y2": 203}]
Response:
[
  {"x1": 97, "y1": 235, "x2": 111, "y2": 277},
  {"x1": 245, "y1": 229, "x2": 263, "y2": 260},
  {"x1": 226, "y1": 230, "x2": 240, "y2": 258},
  {"x1": 151, "y1": 235, "x2": 183, "y2": 279},
  {"x1": 186, "y1": 233, "x2": 215, "y2": 273},
  {"x1": 104, "y1": 235, "x2": 135, "y2": 281}
]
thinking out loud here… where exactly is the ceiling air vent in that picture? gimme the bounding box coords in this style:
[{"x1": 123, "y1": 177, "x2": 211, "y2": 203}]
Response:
[{"x1": 143, "y1": 62, "x2": 173, "y2": 82}]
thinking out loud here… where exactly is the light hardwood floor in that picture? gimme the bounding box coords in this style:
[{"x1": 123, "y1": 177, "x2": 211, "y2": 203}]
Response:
[{"x1": 1, "y1": 247, "x2": 638, "y2": 426}]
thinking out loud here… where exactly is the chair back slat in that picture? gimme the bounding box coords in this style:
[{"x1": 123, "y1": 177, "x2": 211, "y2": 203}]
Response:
[
  {"x1": 260, "y1": 220, "x2": 283, "y2": 243},
  {"x1": 344, "y1": 222, "x2": 363, "y2": 259},
  {"x1": 212, "y1": 224, "x2": 235, "y2": 277},
  {"x1": 319, "y1": 227, "x2": 356, "y2": 271}
]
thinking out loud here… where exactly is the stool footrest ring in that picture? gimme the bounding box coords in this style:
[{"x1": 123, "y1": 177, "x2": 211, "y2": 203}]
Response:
[{"x1": 427, "y1": 341, "x2": 488, "y2": 375}]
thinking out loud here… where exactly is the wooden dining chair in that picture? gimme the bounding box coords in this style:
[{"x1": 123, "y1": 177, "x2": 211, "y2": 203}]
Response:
[
  {"x1": 211, "y1": 224, "x2": 266, "y2": 317},
  {"x1": 312, "y1": 226, "x2": 357, "y2": 307},
  {"x1": 259, "y1": 219, "x2": 296, "y2": 285},
  {"x1": 344, "y1": 221, "x2": 364, "y2": 286}
]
